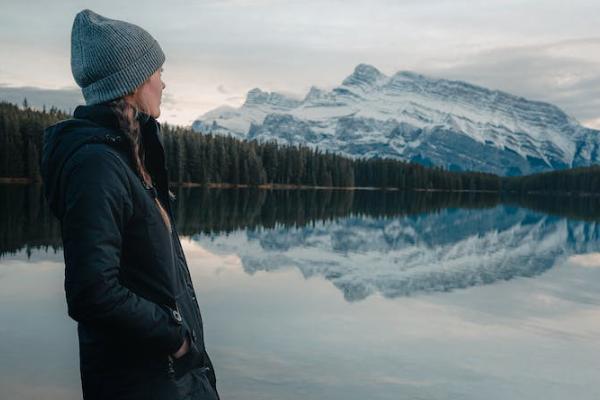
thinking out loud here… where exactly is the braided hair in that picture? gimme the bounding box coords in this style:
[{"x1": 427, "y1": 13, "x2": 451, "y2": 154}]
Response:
[{"x1": 103, "y1": 97, "x2": 172, "y2": 234}]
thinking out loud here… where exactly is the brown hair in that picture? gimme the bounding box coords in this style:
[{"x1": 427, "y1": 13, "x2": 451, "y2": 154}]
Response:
[{"x1": 104, "y1": 97, "x2": 172, "y2": 234}]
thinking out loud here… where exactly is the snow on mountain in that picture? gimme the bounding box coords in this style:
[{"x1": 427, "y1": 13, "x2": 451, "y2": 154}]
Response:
[
  {"x1": 192, "y1": 63, "x2": 600, "y2": 176},
  {"x1": 191, "y1": 206, "x2": 600, "y2": 301}
]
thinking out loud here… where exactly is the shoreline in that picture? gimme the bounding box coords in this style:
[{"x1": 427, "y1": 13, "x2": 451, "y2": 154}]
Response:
[
  {"x1": 2, "y1": 177, "x2": 598, "y2": 196},
  {"x1": 177, "y1": 181, "x2": 500, "y2": 193}
]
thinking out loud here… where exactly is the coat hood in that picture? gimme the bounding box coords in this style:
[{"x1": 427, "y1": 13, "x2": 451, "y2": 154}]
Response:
[
  {"x1": 41, "y1": 103, "x2": 163, "y2": 219},
  {"x1": 41, "y1": 104, "x2": 167, "y2": 218}
]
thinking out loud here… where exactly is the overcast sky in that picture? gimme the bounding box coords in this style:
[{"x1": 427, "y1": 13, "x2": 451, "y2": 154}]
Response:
[{"x1": 1, "y1": 0, "x2": 599, "y2": 128}]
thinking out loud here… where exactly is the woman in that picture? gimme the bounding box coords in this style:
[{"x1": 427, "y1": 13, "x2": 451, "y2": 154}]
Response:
[{"x1": 40, "y1": 9, "x2": 219, "y2": 400}]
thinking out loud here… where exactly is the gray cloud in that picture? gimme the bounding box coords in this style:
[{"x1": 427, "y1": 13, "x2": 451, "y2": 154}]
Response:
[
  {"x1": 217, "y1": 84, "x2": 230, "y2": 94},
  {"x1": 419, "y1": 38, "x2": 600, "y2": 127},
  {"x1": 1, "y1": 1, "x2": 599, "y2": 126},
  {"x1": 0, "y1": 84, "x2": 83, "y2": 114}
]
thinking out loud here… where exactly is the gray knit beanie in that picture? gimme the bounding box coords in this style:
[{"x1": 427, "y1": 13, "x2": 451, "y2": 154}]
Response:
[{"x1": 70, "y1": 9, "x2": 165, "y2": 105}]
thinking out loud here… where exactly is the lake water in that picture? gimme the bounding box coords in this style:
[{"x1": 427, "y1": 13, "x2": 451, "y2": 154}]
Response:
[{"x1": 1, "y1": 185, "x2": 600, "y2": 400}]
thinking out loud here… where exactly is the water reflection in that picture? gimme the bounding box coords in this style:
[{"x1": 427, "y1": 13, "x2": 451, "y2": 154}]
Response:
[
  {"x1": 180, "y1": 238, "x2": 600, "y2": 400},
  {"x1": 196, "y1": 206, "x2": 600, "y2": 301},
  {"x1": 3, "y1": 184, "x2": 600, "y2": 301},
  {"x1": 2, "y1": 184, "x2": 600, "y2": 400},
  {"x1": 3, "y1": 184, "x2": 600, "y2": 252}
]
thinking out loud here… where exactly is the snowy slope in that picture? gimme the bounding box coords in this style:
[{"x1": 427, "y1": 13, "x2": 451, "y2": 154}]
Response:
[{"x1": 193, "y1": 64, "x2": 600, "y2": 175}]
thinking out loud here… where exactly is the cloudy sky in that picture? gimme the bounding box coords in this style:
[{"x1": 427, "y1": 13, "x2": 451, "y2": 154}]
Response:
[{"x1": 1, "y1": 0, "x2": 599, "y2": 128}]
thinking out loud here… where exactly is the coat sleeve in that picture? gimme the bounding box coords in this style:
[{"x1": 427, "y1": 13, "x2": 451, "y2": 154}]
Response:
[{"x1": 60, "y1": 146, "x2": 186, "y2": 355}]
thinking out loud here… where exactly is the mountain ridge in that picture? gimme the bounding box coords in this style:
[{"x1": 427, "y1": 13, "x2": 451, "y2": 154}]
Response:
[{"x1": 193, "y1": 63, "x2": 599, "y2": 176}]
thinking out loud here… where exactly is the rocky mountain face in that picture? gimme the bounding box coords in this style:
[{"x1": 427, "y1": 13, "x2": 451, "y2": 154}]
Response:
[{"x1": 193, "y1": 63, "x2": 600, "y2": 176}]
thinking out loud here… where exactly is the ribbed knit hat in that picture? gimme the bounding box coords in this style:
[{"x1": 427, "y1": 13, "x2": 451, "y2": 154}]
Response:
[{"x1": 70, "y1": 9, "x2": 165, "y2": 105}]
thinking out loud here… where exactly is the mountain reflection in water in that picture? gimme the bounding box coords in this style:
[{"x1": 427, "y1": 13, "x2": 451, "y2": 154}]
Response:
[
  {"x1": 197, "y1": 205, "x2": 600, "y2": 301},
  {"x1": 3, "y1": 184, "x2": 599, "y2": 301}
]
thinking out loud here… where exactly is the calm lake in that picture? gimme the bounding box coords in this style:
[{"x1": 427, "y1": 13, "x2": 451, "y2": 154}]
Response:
[{"x1": 1, "y1": 184, "x2": 600, "y2": 400}]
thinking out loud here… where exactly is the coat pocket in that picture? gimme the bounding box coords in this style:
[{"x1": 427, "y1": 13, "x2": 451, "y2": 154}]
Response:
[{"x1": 168, "y1": 318, "x2": 204, "y2": 379}]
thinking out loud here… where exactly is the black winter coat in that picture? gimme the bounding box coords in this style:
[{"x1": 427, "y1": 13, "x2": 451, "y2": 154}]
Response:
[{"x1": 40, "y1": 103, "x2": 219, "y2": 400}]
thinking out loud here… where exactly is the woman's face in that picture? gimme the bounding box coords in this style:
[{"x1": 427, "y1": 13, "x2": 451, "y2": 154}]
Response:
[{"x1": 125, "y1": 67, "x2": 166, "y2": 118}]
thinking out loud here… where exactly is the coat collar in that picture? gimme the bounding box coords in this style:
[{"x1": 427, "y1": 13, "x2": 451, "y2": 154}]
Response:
[
  {"x1": 72, "y1": 103, "x2": 169, "y2": 192},
  {"x1": 73, "y1": 103, "x2": 121, "y2": 130},
  {"x1": 72, "y1": 103, "x2": 163, "y2": 156}
]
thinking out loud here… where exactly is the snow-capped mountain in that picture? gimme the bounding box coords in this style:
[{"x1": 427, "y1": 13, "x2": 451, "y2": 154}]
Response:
[
  {"x1": 193, "y1": 63, "x2": 600, "y2": 176},
  {"x1": 192, "y1": 206, "x2": 600, "y2": 301}
]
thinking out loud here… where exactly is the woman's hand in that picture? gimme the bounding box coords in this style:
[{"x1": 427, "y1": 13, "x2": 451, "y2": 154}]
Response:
[{"x1": 172, "y1": 336, "x2": 190, "y2": 359}]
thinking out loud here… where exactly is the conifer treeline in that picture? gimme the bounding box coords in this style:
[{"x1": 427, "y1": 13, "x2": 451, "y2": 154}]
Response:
[
  {"x1": 503, "y1": 165, "x2": 600, "y2": 194},
  {"x1": 0, "y1": 101, "x2": 69, "y2": 180},
  {"x1": 1, "y1": 100, "x2": 599, "y2": 194},
  {"x1": 160, "y1": 123, "x2": 502, "y2": 191}
]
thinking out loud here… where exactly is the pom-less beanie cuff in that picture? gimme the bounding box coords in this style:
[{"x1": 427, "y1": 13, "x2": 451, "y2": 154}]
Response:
[{"x1": 81, "y1": 40, "x2": 165, "y2": 105}]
